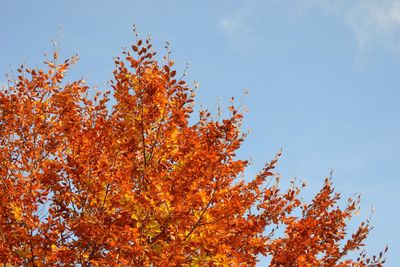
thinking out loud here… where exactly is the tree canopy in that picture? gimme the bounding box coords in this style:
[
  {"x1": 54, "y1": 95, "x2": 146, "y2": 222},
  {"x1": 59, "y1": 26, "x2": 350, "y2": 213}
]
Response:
[{"x1": 0, "y1": 33, "x2": 386, "y2": 266}]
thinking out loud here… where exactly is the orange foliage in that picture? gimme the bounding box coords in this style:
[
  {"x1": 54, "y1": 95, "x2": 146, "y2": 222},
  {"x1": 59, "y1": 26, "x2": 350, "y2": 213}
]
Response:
[{"x1": 0, "y1": 33, "x2": 386, "y2": 266}]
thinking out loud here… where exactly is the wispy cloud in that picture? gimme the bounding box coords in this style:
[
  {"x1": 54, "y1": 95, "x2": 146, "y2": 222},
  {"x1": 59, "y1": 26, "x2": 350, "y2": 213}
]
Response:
[
  {"x1": 219, "y1": 18, "x2": 254, "y2": 50},
  {"x1": 344, "y1": 0, "x2": 400, "y2": 54},
  {"x1": 218, "y1": 1, "x2": 262, "y2": 52},
  {"x1": 310, "y1": 0, "x2": 400, "y2": 54},
  {"x1": 219, "y1": 0, "x2": 400, "y2": 56}
]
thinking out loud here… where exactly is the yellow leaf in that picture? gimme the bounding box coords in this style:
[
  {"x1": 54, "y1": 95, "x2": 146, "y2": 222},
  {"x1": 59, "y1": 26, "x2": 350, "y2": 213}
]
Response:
[
  {"x1": 11, "y1": 204, "x2": 22, "y2": 221},
  {"x1": 171, "y1": 128, "x2": 178, "y2": 139},
  {"x1": 131, "y1": 213, "x2": 138, "y2": 220}
]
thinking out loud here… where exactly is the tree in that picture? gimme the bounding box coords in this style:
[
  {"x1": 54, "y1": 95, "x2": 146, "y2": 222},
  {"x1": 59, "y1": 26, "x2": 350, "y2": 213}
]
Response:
[{"x1": 0, "y1": 33, "x2": 386, "y2": 266}]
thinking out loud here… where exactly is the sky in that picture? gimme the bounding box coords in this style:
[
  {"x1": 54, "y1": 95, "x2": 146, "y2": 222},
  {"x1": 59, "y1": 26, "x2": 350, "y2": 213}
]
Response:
[{"x1": 1, "y1": 0, "x2": 399, "y2": 265}]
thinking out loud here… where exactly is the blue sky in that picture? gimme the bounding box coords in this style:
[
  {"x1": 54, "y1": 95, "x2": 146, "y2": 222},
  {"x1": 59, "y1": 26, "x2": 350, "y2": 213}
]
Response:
[{"x1": 1, "y1": 0, "x2": 399, "y2": 265}]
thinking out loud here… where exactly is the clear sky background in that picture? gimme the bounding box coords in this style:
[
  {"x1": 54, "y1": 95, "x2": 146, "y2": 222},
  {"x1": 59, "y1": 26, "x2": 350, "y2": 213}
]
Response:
[{"x1": 1, "y1": 0, "x2": 399, "y2": 265}]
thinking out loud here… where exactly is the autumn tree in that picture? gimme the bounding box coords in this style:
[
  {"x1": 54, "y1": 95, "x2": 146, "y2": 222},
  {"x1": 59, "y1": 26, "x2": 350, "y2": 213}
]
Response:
[{"x1": 0, "y1": 32, "x2": 386, "y2": 266}]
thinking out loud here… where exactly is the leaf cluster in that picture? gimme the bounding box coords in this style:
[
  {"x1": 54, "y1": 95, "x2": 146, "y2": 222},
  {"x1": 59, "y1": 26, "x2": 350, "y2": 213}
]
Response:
[{"x1": 0, "y1": 34, "x2": 386, "y2": 266}]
